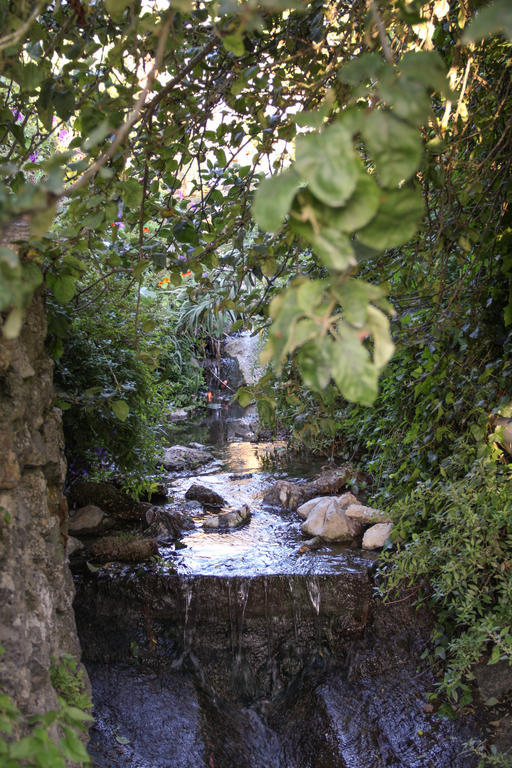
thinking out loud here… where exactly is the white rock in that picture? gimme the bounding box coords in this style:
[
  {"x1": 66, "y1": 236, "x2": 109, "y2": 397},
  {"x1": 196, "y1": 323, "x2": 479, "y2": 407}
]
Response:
[
  {"x1": 297, "y1": 492, "x2": 358, "y2": 520},
  {"x1": 301, "y1": 497, "x2": 362, "y2": 542},
  {"x1": 346, "y1": 504, "x2": 391, "y2": 524},
  {"x1": 362, "y1": 523, "x2": 393, "y2": 550}
]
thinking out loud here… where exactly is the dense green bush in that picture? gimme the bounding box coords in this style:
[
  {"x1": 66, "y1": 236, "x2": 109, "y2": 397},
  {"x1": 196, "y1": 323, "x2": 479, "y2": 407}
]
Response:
[
  {"x1": 379, "y1": 446, "x2": 512, "y2": 705},
  {"x1": 50, "y1": 274, "x2": 203, "y2": 497}
]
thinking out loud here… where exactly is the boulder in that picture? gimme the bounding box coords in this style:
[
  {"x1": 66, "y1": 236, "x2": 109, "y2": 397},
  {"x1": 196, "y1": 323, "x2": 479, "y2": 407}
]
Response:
[
  {"x1": 68, "y1": 504, "x2": 116, "y2": 536},
  {"x1": 263, "y1": 466, "x2": 367, "y2": 511},
  {"x1": 297, "y1": 492, "x2": 358, "y2": 520},
  {"x1": 304, "y1": 466, "x2": 366, "y2": 497},
  {"x1": 143, "y1": 506, "x2": 194, "y2": 541},
  {"x1": 88, "y1": 536, "x2": 159, "y2": 563},
  {"x1": 346, "y1": 503, "x2": 392, "y2": 524},
  {"x1": 362, "y1": 523, "x2": 393, "y2": 550},
  {"x1": 263, "y1": 480, "x2": 304, "y2": 511},
  {"x1": 162, "y1": 445, "x2": 214, "y2": 471},
  {"x1": 185, "y1": 483, "x2": 226, "y2": 508},
  {"x1": 203, "y1": 504, "x2": 251, "y2": 530},
  {"x1": 301, "y1": 497, "x2": 363, "y2": 542},
  {"x1": 67, "y1": 480, "x2": 144, "y2": 521}
]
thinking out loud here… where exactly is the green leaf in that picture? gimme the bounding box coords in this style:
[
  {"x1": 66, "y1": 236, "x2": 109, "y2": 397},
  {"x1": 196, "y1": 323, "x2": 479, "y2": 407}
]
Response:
[
  {"x1": 111, "y1": 400, "x2": 130, "y2": 421},
  {"x1": 253, "y1": 169, "x2": 302, "y2": 232},
  {"x1": 295, "y1": 121, "x2": 360, "y2": 206},
  {"x1": 329, "y1": 173, "x2": 381, "y2": 232},
  {"x1": 133, "y1": 260, "x2": 151, "y2": 280},
  {"x1": 399, "y1": 51, "x2": 452, "y2": 97},
  {"x1": 331, "y1": 330, "x2": 378, "y2": 405},
  {"x1": 236, "y1": 387, "x2": 254, "y2": 407},
  {"x1": 357, "y1": 187, "x2": 424, "y2": 250},
  {"x1": 52, "y1": 275, "x2": 76, "y2": 304},
  {"x1": 53, "y1": 90, "x2": 75, "y2": 121},
  {"x1": 121, "y1": 178, "x2": 143, "y2": 210},
  {"x1": 223, "y1": 34, "x2": 245, "y2": 56},
  {"x1": 61, "y1": 706, "x2": 94, "y2": 726},
  {"x1": 488, "y1": 645, "x2": 501, "y2": 665},
  {"x1": 462, "y1": 0, "x2": 512, "y2": 43},
  {"x1": 59, "y1": 725, "x2": 90, "y2": 762},
  {"x1": 338, "y1": 53, "x2": 390, "y2": 85},
  {"x1": 366, "y1": 305, "x2": 395, "y2": 369},
  {"x1": 2, "y1": 308, "x2": 23, "y2": 339},
  {"x1": 307, "y1": 227, "x2": 356, "y2": 272},
  {"x1": 296, "y1": 338, "x2": 333, "y2": 391},
  {"x1": 105, "y1": 0, "x2": 132, "y2": 18},
  {"x1": 115, "y1": 734, "x2": 131, "y2": 745},
  {"x1": 362, "y1": 111, "x2": 422, "y2": 187}
]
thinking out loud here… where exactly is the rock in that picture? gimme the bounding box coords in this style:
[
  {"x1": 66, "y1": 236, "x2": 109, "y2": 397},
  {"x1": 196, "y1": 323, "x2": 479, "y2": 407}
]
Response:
[
  {"x1": 297, "y1": 492, "x2": 358, "y2": 520},
  {"x1": 225, "y1": 333, "x2": 264, "y2": 386},
  {"x1": 229, "y1": 473, "x2": 253, "y2": 481},
  {"x1": 263, "y1": 480, "x2": 304, "y2": 511},
  {"x1": 346, "y1": 503, "x2": 392, "y2": 524},
  {"x1": 166, "y1": 408, "x2": 188, "y2": 421},
  {"x1": 301, "y1": 497, "x2": 363, "y2": 542},
  {"x1": 68, "y1": 504, "x2": 116, "y2": 536},
  {"x1": 472, "y1": 659, "x2": 512, "y2": 702},
  {"x1": 88, "y1": 536, "x2": 159, "y2": 563},
  {"x1": 263, "y1": 466, "x2": 367, "y2": 511},
  {"x1": 203, "y1": 504, "x2": 251, "y2": 529},
  {"x1": 144, "y1": 506, "x2": 193, "y2": 541},
  {"x1": 67, "y1": 480, "x2": 144, "y2": 521},
  {"x1": 304, "y1": 466, "x2": 365, "y2": 497},
  {"x1": 66, "y1": 536, "x2": 85, "y2": 557},
  {"x1": 298, "y1": 536, "x2": 323, "y2": 554},
  {"x1": 161, "y1": 445, "x2": 214, "y2": 471},
  {"x1": 185, "y1": 483, "x2": 226, "y2": 508},
  {"x1": 362, "y1": 523, "x2": 393, "y2": 550}
]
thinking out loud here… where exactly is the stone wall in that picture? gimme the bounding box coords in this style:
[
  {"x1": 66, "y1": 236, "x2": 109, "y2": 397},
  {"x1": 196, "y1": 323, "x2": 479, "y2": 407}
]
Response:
[{"x1": 0, "y1": 291, "x2": 86, "y2": 720}]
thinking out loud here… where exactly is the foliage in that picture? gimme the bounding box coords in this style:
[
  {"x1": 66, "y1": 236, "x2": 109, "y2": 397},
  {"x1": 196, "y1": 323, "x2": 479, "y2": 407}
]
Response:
[
  {"x1": 0, "y1": 648, "x2": 92, "y2": 767},
  {"x1": 378, "y1": 451, "x2": 512, "y2": 704},
  {"x1": 51, "y1": 271, "x2": 202, "y2": 495},
  {"x1": 49, "y1": 655, "x2": 91, "y2": 713}
]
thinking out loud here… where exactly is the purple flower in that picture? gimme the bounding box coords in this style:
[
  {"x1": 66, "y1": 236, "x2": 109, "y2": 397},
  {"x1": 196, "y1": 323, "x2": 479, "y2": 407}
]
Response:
[
  {"x1": 29, "y1": 151, "x2": 38, "y2": 162},
  {"x1": 177, "y1": 254, "x2": 186, "y2": 261},
  {"x1": 58, "y1": 129, "x2": 69, "y2": 141},
  {"x1": 202, "y1": 271, "x2": 208, "y2": 277},
  {"x1": 114, "y1": 220, "x2": 124, "y2": 229},
  {"x1": 12, "y1": 109, "x2": 23, "y2": 122}
]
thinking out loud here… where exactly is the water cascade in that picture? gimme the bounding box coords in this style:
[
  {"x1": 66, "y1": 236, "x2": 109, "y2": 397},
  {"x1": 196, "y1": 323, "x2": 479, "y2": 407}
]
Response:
[{"x1": 72, "y1": 371, "x2": 481, "y2": 767}]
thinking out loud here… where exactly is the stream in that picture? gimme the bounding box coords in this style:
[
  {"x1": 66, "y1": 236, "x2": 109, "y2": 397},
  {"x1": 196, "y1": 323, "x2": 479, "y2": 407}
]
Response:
[{"x1": 74, "y1": 387, "x2": 481, "y2": 767}]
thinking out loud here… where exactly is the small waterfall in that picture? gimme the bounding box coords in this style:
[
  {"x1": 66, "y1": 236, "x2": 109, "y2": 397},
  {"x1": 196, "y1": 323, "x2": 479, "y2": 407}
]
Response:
[{"x1": 306, "y1": 575, "x2": 321, "y2": 616}]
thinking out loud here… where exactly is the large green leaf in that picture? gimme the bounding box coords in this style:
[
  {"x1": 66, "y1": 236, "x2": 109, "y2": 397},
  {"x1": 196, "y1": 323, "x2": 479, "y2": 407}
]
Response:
[
  {"x1": 462, "y1": 0, "x2": 512, "y2": 42},
  {"x1": 253, "y1": 168, "x2": 302, "y2": 232},
  {"x1": 399, "y1": 51, "x2": 452, "y2": 97},
  {"x1": 52, "y1": 275, "x2": 77, "y2": 304},
  {"x1": 366, "y1": 305, "x2": 395, "y2": 369},
  {"x1": 338, "y1": 53, "x2": 390, "y2": 85},
  {"x1": 295, "y1": 122, "x2": 359, "y2": 206},
  {"x1": 111, "y1": 400, "x2": 130, "y2": 421},
  {"x1": 362, "y1": 111, "x2": 422, "y2": 187},
  {"x1": 307, "y1": 227, "x2": 356, "y2": 271},
  {"x1": 329, "y1": 173, "x2": 381, "y2": 232},
  {"x1": 357, "y1": 187, "x2": 424, "y2": 250},
  {"x1": 331, "y1": 330, "x2": 378, "y2": 405}
]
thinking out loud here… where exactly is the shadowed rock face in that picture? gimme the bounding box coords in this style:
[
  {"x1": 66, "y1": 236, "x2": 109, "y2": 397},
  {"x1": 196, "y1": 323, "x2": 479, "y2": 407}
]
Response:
[{"x1": 75, "y1": 566, "x2": 480, "y2": 768}]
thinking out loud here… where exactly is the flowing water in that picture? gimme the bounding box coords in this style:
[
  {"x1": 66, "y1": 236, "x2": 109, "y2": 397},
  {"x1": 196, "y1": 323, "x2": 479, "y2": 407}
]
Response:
[{"x1": 76, "y1": 398, "x2": 480, "y2": 768}]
